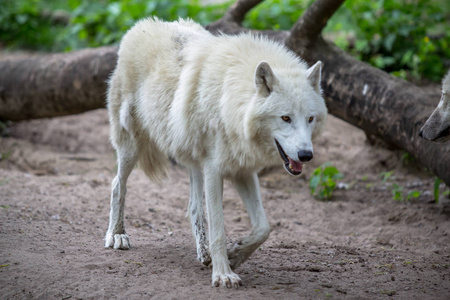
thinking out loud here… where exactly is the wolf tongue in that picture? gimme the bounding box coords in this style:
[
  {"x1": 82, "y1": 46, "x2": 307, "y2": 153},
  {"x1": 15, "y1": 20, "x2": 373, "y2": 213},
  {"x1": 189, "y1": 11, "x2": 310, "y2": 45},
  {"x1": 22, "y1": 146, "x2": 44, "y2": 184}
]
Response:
[{"x1": 289, "y1": 158, "x2": 303, "y2": 172}]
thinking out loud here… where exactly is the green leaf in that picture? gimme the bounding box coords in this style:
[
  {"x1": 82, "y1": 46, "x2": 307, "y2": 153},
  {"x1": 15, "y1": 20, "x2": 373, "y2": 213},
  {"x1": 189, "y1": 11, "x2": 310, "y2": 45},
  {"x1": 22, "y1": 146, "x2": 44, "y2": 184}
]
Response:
[
  {"x1": 392, "y1": 183, "x2": 404, "y2": 201},
  {"x1": 384, "y1": 33, "x2": 396, "y2": 51},
  {"x1": 309, "y1": 174, "x2": 321, "y2": 194},
  {"x1": 434, "y1": 177, "x2": 441, "y2": 203},
  {"x1": 380, "y1": 171, "x2": 394, "y2": 183},
  {"x1": 309, "y1": 163, "x2": 344, "y2": 200},
  {"x1": 322, "y1": 166, "x2": 339, "y2": 176},
  {"x1": 406, "y1": 190, "x2": 421, "y2": 200}
]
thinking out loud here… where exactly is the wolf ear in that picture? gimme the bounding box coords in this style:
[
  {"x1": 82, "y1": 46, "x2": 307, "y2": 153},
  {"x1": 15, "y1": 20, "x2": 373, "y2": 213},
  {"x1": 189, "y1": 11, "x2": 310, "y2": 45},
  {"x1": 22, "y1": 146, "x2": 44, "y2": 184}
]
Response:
[
  {"x1": 307, "y1": 61, "x2": 322, "y2": 94},
  {"x1": 255, "y1": 61, "x2": 277, "y2": 97}
]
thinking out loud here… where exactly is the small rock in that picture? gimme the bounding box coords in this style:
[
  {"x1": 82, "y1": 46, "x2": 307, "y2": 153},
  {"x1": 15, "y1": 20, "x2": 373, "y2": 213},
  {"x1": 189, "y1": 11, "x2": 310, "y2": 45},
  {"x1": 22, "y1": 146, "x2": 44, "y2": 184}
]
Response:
[
  {"x1": 306, "y1": 266, "x2": 322, "y2": 272},
  {"x1": 337, "y1": 182, "x2": 349, "y2": 189}
]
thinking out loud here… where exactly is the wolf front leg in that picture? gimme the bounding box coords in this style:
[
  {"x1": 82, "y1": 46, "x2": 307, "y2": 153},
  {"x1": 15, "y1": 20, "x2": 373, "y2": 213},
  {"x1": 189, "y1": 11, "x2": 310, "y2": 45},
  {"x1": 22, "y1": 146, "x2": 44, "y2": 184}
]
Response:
[
  {"x1": 204, "y1": 162, "x2": 242, "y2": 288},
  {"x1": 105, "y1": 142, "x2": 138, "y2": 250},
  {"x1": 228, "y1": 172, "x2": 271, "y2": 269},
  {"x1": 188, "y1": 168, "x2": 211, "y2": 266}
]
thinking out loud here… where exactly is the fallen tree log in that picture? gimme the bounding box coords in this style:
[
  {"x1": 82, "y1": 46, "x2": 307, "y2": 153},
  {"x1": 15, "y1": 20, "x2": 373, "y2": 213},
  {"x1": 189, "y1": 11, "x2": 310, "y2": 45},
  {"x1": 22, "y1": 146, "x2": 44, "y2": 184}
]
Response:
[
  {"x1": 0, "y1": 0, "x2": 449, "y2": 185},
  {"x1": 0, "y1": 47, "x2": 117, "y2": 120}
]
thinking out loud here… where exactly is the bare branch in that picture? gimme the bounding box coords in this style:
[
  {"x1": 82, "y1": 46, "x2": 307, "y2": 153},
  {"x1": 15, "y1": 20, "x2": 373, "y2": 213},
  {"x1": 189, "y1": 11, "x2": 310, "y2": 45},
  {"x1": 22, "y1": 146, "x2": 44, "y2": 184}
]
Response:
[
  {"x1": 286, "y1": 0, "x2": 345, "y2": 55},
  {"x1": 224, "y1": 0, "x2": 264, "y2": 24},
  {"x1": 206, "y1": 0, "x2": 264, "y2": 34}
]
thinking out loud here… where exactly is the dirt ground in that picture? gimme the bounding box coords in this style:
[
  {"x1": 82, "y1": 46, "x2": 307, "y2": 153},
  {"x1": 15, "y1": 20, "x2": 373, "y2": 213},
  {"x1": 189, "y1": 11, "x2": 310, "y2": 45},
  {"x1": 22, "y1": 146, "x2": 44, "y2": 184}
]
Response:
[{"x1": 1, "y1": 108, "x2": 449, "y2": 299}]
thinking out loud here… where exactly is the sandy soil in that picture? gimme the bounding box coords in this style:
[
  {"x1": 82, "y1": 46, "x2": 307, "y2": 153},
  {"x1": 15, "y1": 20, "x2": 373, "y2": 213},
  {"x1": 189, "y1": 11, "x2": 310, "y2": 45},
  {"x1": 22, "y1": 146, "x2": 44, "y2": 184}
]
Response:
[{"x1": 1, "y1": 109, "x2": 449, "y2": 299}]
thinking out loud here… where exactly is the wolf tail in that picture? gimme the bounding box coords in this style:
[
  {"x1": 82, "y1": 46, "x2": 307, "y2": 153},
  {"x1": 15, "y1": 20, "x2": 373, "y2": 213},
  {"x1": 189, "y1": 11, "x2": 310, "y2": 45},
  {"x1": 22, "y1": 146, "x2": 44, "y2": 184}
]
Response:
[
  {"x1": 111, "y1": 98, "x2": 169, "y2": 182},
  {"x1": 137, "y1": 137, "x2": 169, "y2": 182}
]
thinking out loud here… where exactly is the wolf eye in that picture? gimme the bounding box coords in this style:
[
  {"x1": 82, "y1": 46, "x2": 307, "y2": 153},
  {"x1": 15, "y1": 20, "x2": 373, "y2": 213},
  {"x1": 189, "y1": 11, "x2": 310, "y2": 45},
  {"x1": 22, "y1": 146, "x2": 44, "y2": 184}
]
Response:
[
  {"x1": 308, "y1": 116, "x2": 315, "y2": 123},
  {"x1": 281, "y1": 116, "x2": 291, "y2": 123}
]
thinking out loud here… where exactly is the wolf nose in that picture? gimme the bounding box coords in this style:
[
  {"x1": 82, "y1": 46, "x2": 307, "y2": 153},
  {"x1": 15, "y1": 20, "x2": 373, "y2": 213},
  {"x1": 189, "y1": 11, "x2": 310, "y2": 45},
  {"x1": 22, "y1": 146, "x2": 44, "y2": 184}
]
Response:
[
  {"x1": 419, "y1": 129, "x2": 423, "y2": 138},
  {"x1": 298, "y1": 150, "x2": 313, "y2": 162}
]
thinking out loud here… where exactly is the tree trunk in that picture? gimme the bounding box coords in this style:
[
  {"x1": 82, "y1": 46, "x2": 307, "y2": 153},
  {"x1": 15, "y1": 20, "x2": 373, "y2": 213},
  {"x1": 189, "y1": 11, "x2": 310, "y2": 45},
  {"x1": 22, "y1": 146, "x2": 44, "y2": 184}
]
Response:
[
  {"x1": 0, "y1": 47, "x2": 117, "y2": 120},
  {"x1": 0, "y1": 0, "x2": 448, "y2": 185}
]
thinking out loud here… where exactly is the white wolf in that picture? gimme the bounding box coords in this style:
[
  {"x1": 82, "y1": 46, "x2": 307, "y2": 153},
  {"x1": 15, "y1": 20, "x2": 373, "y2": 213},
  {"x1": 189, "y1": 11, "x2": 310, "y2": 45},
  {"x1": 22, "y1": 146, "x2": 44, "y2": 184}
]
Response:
[
  {"x1": 105, "y1": 18, "x2": 327, "y2": 288},
  {"x1": 420, "y1": 70, "x2": 450, "y2": 142}
]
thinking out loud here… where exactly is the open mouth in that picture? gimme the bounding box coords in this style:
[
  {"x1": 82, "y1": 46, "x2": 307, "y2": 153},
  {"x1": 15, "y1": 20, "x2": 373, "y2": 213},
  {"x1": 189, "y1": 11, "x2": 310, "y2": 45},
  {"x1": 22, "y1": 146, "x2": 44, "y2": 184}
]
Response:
[{"x1": 275, "y1": 139, "x2": 303, "y2": 176}]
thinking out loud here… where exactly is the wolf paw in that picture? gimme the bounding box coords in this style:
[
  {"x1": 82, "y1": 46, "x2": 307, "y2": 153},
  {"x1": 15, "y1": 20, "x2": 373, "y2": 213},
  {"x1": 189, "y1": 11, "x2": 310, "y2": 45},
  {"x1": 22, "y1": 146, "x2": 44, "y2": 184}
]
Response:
[
  {"x1": 197, "y1": 245, "x2": 212, "y2": 266},
  {"x1": 198, "y1": 251, "x2": 212, "y2": 267},
  {"x1": 228, "y1": 242, "x2": 251, "y2": 270},
  {"x1": 212, "y1": 271, "x2": 242, "y2": 288},
  {"x1": 105, "y1": 232, "x2": 130, "y2": 250},
  {"x1": 228, "y1": 251, "x2": 246, "y2": 270}
]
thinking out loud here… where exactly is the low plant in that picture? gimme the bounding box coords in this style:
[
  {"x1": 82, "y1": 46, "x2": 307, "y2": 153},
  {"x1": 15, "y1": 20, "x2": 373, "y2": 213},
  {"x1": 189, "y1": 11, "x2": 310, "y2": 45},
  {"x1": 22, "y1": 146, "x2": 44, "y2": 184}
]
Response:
[
  {"x1": 434, "y1": 177, "x2": 441, "y2": 203},
  {"x1": 379, "y1": 170, "x2": 395, "y2": 183},
  {"x1": 433, "y1": 177, "x2": 450, "y2": 203},
  {"x1": 309, "y1": 162, "x2": 344, "y2": 200},
  {"x1": 379, "y1": 170, "x2": 421, "y2": 202}
]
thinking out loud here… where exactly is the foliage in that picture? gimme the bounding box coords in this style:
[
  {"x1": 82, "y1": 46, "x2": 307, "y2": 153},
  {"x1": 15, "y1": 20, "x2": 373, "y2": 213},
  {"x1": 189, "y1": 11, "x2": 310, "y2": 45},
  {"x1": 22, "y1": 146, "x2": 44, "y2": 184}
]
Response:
[
  {"x1": 328, "y1": 0, "x2": 450, "y2": 81},
  {"x1": 0, "y1": 0, "x2": 67, "y2": 51},
  {"x1": 0, "y1": 0, "x2": 229, "y2": 52},
  {"x1": 309, "y1": 162, "x2": 344, "y2": 200},
  {"x1": 391, "y1": 183, "x2": 403, "y2": 201},
  {"x1": 0, "y1": 0, "x2": 448, "y2": 80},
  {"x1": 434, "y1": 177, "x2": 441, "y2": 203},
  {"x1": 433, "y1": 177, "x2": 450, "y2": 203},
  {"x1": 379, "y1": 170, "x2": 395, "y2": 183},
  {"x1": 242, "y1": 0, "x2": 312, "y2": 30},
  {"x1": 378, "y1": 170, "x2": 421, "y2": 202},
  {"x1": 63, "y1": 0, "x2": 230, "y2": 51}
]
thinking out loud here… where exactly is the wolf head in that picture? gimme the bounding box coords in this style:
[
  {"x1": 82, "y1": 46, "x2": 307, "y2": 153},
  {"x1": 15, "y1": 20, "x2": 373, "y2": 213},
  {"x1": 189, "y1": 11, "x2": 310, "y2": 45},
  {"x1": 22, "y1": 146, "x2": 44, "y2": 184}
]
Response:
[
  {"x1": 420, "y1": 70, "x2": 450, "y2": 143},
  {"x1": 244, "y1": 60, "x2": 327, "y2": 175}
]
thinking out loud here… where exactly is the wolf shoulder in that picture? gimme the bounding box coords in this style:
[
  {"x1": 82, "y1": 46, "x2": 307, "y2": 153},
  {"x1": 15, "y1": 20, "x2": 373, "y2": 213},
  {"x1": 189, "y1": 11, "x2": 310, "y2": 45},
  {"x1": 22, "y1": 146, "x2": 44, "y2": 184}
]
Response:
[{"x1": 115, "y1": 17, "x2": 209, "y2": 82}]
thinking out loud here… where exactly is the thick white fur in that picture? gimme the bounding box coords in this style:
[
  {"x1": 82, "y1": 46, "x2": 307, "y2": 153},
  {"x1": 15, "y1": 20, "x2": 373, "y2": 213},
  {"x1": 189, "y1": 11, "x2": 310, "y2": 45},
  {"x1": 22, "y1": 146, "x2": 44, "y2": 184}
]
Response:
[
  {"x1": 105, "y1": 17, "x2": 327, "y2": 288},
  {"x1": 420, "y1": 70, "x2": 450, "y2": 142}
]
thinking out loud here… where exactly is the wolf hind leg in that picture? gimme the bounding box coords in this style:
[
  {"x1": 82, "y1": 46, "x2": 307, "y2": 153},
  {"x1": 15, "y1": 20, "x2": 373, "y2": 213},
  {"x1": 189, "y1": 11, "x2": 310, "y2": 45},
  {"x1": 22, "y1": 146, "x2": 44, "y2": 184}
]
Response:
[
  {"x1": 188, "y1": 168, "x2": 211, "y2": 266},
  {"x1": 105, "y1": 135, "x2": 138, "y2": 250},
  {"x1": 228, "y1": 173, "x2": 271, "y2": 269}
]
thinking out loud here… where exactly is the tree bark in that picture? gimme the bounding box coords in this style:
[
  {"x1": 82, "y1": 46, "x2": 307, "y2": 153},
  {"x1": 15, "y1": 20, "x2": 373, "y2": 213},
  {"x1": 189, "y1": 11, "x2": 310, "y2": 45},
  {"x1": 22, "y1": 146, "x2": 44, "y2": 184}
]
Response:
[
  {"x1": 0, "y1": 0, "x2": 448, "y2": 185},
  {"x1": 0, "y1": 47, "x2": 117, "y2": 120}
]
